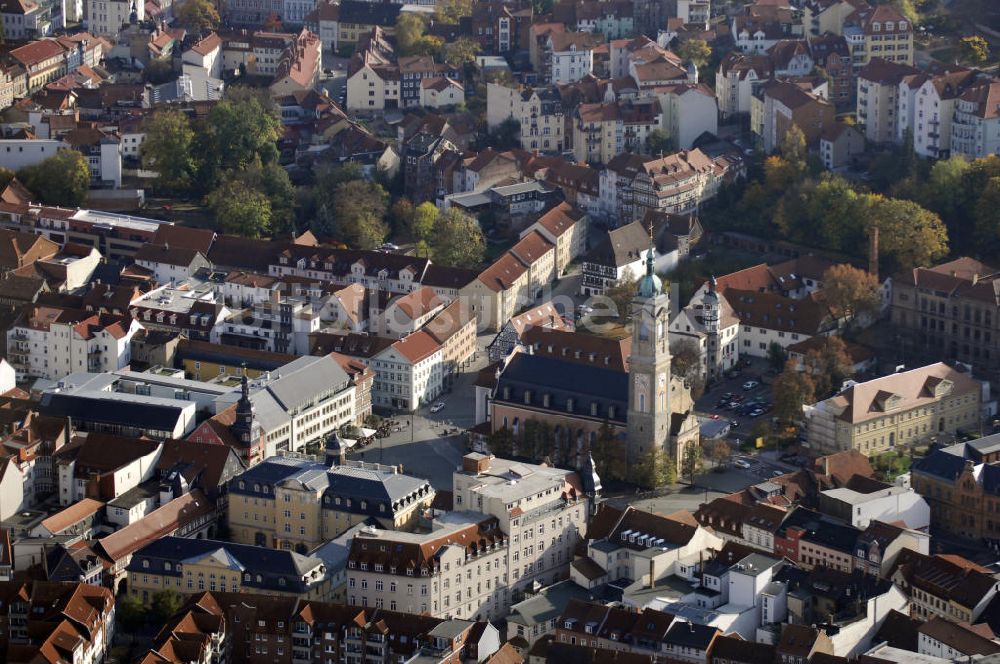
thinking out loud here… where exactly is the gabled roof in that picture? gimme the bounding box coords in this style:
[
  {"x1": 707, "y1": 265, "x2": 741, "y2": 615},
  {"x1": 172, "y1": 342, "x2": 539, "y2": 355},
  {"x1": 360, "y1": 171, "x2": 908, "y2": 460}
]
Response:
[
  {"x1": 586, "y1": 504, "x2": 699, "y2": 550},
  {"x1": 10, "y1": 39, "x2": 65, "y2": 67},
  {"x1": 337, "y1": 0, "x2": 401, "y2": 26},
  {"x1": 39, "y1": 498, "x2": 104, "y2": 535},
  {"x1": 533, "y1": 202, "x2": 586, "y2": 238},
  {"x1": 520, "y1": 327, "x2": 630, "y2": 372},
  {"x1": 918, "y1": 616, "x2": 1000, "y2": 655},
  {"x1": 97, "y1": 491, "x2": 215, "y2": 562},
  {"x1": 134, "y1": 242, "x2": 205, "y2": 267},
  {"x1": 477, "y1": 251, "x2": 529, "y2": 292},
  {"x1": 821, "y1": 362, "x2": 981, "y2": 425},
  {"x1": 389, "y1": 330, "x2": 441, "y2": 364}
]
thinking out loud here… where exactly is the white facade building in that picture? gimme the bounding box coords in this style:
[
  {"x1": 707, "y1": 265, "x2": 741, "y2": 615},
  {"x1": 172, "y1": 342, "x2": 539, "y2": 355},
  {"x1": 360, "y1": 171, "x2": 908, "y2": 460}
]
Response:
[
  {"x1": 7, "y1": 307, "x2": 140, "y2": 381},
  {"x1": 369, "y1": 330, "x2": 443, "y2": 412}
]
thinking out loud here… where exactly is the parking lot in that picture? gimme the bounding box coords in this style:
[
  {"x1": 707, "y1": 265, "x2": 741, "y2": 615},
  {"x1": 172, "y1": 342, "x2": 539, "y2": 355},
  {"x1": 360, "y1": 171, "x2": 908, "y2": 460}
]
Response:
[{"x1": 695, "y1": 357, "x2": 777, "y2": 445}]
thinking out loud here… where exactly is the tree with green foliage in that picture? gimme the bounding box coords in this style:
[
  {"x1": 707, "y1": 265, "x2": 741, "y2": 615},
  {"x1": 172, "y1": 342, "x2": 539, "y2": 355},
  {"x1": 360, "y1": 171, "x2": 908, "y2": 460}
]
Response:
[
  {"x1": 117, "y1": 595, "x2": 145, "y2": 636},
  {"x1": 601, "y1": 268, "x2": 638, "y2": 323},
  {"x1": 410, "y1": 201, "x2": 438, "y2": 257},
  {"x1": 208, "y1": 179, "x2": 272, "y2": 238},
  {"x1": 780, "y1": 125, "x2": 808, "y2": 175},
  {"x1": 218, "y1": 158, "x2": 296, "y2": 237},
  {"x1": 444, "y1": 37, "x2": 481, "y2": 67},
  {"x1": 925, "y1": 155, "x2": 972, "y2": 223},
  {"x1": 488, "y1": 426, "x2": 514, "y2": 457},
  {"x1": 591, "y1": 420, "x2": 626, "y2": 481},
  {"x1": 430, "y1": 208, "x2": 484, "y2": 267},
  {"x1": 670, "y1": 338, "x2": 702, "y2": 380},
  {"x1": 959, "y1": 35, "x2": 990, "y2": 64},
  {"x1": 681, "y1": 442, "x2": 702, "y2": 483},
  {"x1": 488, "y1": 118, "x2": 521, "y2": 151},
  {"x1": 396, "y1": 13, "x2": 425, "y2": 53},
  {"x1": 312, "y1": 203, "x2": 336, "y2": 239},
  {"x1": 977, "y1": 176, "x2": 1000, "y2": 242},
  {"x1": 532, "y1": 0, "x2": 553, "y2": 14},
  {"x1": 676, "y1": 38, "x2": 711, "y2": 70},
  {"x1": 395, "y1": 13, "x2": 442, "y2": 56},
  {"x1": 151, "y1": 589, "x2": 184, "y2": 623},
  {"x1": 779, "y1": 174, "x2": 866, "y2": 252},
  {"x1": 388, "y1": 198, "x2": 415, "y2": 238},
  {"x1": 143, "y1": 58, "x2": 174, "y2": 84},
  {"x1": 865, "y1": 195, "x2": 948, "y2": 272},
  {"x1": 521, "y1": 419, "x2": 553, "y2": 461},
  {"x1": 175, "y1": 0, "x2": 220, "y2": 32},
  {"x1": 18, "y1": 150, "x2": 90, "y2": 207},
  {"x1": 767, "y1": 342, "x2": 787, "y2": 372},
  {"x1": 0, "y1": 168, "x2": 15, "y2": 191},
  {"x1": 634, "y1": 446, "x2": 671, "y2": 489},
  {"x1": 435, "y1": 0, "x2": 470, "y2": 24},
  {"x1": 645, "y1": 129, "x2": 674, "y2": 156},
  {"x1": 772, "y1": 359, "x2": 815, "y2": 423},
  {"x1": 198, "y1": 88, "x2": 281, "y2": 188},
  {"x1": 334, "y1": 179, "x2": 389, "y2": 249}
]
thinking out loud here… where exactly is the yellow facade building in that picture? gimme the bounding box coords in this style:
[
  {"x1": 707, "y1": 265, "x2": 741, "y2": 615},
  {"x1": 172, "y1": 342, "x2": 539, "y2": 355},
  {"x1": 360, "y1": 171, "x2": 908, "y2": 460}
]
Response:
[{"x1": 227, "y1": 455, "x2": 434, "y2": 553}]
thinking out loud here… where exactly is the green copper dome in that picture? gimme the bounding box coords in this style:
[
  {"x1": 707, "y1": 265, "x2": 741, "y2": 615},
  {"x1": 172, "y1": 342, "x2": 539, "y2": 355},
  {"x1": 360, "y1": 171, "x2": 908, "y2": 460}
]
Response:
[{"x1": 636, "y1": 245, "x2": 661, "y2": 298}]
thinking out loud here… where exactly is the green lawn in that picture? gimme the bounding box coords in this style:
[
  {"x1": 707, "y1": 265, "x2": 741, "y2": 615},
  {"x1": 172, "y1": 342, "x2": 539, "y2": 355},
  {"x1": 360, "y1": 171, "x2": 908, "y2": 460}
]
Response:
[{"x1": 871, "y1": 451, "x2": 912, "y2": 481}]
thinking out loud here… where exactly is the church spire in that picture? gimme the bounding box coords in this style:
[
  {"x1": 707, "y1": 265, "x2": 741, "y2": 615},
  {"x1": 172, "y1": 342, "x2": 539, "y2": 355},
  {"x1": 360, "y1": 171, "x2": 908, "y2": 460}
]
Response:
[{"x1": 636, "y1": 220, "x2": 662, "y2": 299}]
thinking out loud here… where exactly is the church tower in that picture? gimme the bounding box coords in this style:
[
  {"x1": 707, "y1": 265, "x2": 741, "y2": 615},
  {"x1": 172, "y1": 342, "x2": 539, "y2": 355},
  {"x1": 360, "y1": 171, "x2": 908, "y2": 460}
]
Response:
[
  {"x1": 626, "y1": 238, "x2": 673, "y2": 470},
  {"x1": 230, "y1": 371, "x2": 264, "y2": 465},
  {"x1": 703, "y1": 275, "x2": 721, "y2": 380}
]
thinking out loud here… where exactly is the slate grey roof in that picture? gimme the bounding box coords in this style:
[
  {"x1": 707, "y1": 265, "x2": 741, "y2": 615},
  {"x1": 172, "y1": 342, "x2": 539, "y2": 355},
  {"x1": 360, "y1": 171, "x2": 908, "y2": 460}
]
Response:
[
  {"x1": 508, "y1": 579, "x2": 593, "y2": 627},
  {"x1": 266, "y1": 355, "x2": 351, "y2": 410},
  {"x1": 213, "y1": 355, "x2": 352, "y2": 433},
  {"x1": 230, "y1": 458, "x2": 433, "y2": 517},
  {"x1": 912, "y1": 448, "x2": 972, "y2": 483},
  {"x1": 494, "y1": 352, "x2": 628, "y2": 424},
  {"x1": 774, "y1": 507, "x2": 860, "y2": 554},
  {"x1": 40, "y1": 390, "x2": 188, "y2": 432},
  {"x1": 665, "y1": 621, "x2": 718, "y2": 649},
  {"x1": 127, "y1": 536, "x2": 324, "y2": 593}
]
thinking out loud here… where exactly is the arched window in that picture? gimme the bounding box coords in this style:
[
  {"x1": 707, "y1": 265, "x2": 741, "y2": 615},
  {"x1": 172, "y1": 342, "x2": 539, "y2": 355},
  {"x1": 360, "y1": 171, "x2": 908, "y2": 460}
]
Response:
[{"x1": 512, "y1": 417, "x2": 520, "y2": 435}]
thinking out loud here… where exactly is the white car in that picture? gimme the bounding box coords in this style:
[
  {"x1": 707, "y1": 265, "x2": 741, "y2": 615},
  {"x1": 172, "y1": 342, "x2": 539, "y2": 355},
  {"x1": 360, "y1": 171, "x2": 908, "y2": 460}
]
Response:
[
  {"x1": 429, "y1": 402, "x2": 445, "y2": 413},
  {"x1": 733, "y1": 459, "x2": 751, "y2": 469},
  {"x1": 742, "y1": 380, "x2": 759, "y2": 390}
]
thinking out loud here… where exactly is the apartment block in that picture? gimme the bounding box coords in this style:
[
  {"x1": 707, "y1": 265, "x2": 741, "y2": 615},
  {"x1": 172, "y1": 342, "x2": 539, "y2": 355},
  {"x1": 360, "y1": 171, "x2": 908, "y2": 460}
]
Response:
[
  {"x1": 228, "y1": 456, "x2": 434, "y2": 552},
  {"x1": 804, "y1": 362, "x2": 985, "y2": 455},
  {"x1": 486, "y1": 82, "x2": 566, "y2": 154},
  {"x1": 345, "y1": 454, "x2": 588, "y2": 621},
  {"x1": 126, "y1": 536, "x2": 330, "y2": 604}
]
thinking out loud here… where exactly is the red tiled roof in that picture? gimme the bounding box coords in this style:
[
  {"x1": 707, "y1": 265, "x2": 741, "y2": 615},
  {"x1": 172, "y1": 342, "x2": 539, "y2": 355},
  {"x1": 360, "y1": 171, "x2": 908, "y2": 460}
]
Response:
[{"x1": 390, "y1": 330, "x2": 441, "y2": 364}]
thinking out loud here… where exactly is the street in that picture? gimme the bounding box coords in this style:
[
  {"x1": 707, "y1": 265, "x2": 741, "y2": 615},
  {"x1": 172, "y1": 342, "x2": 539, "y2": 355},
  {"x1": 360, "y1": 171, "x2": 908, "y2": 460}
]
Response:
[{"x1": 352, "y1": 331, "x2": 495, "y2": 489}]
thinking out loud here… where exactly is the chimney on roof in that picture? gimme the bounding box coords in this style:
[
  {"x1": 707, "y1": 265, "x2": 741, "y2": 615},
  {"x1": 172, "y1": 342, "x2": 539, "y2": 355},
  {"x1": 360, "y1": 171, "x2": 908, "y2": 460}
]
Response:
[{"x1": 973, "y1": 273, "x2": 980, "y2": 285}]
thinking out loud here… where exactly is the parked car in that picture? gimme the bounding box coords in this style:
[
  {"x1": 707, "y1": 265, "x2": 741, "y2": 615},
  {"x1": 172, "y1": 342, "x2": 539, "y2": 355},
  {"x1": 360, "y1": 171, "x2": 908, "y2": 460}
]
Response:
[
  {"x1": 430, "y1": 402, "x2": 445, "y2": 413},
  {"x1": 742, "y1": 380, "x2": 759, "y2": 390}
]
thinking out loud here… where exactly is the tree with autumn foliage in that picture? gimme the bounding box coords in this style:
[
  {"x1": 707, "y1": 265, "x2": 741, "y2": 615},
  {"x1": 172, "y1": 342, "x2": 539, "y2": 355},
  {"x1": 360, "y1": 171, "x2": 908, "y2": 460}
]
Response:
[
  {"x1": 175, "y1": 0, "x2": 220, "y2": 32},
  {"x1": 802, "y1": 336, "x2": 854, "y2": 399},
  {"x1": 822, "y1": 264, "x2": 880, "y2": 323},
  {"x1": 772, "y1": 359, "x2": 816, "y2": 423}
]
